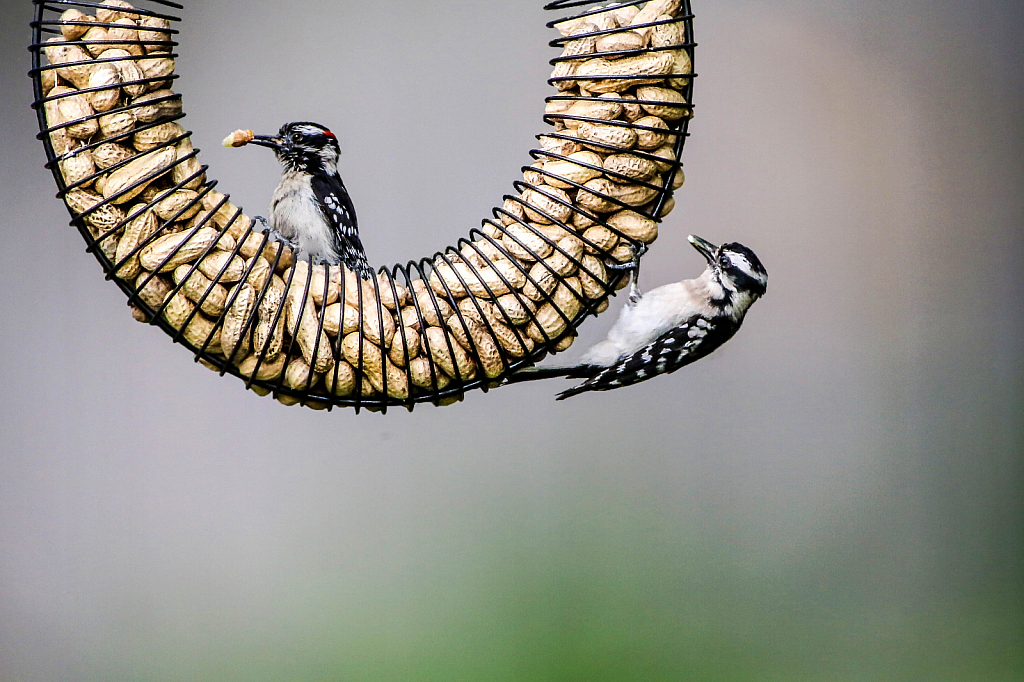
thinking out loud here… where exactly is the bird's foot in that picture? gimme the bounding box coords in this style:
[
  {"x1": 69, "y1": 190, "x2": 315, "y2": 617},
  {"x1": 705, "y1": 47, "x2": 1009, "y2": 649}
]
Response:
[
  {"x1": 606, "y1": 242, "x2": 647, "y2": 305},
  {"x1": 255, "y1": 216, "x2": 299, "y2": 251},
  {"x1": 606, "y1": 242, "x2": 648, "y2": 271}
]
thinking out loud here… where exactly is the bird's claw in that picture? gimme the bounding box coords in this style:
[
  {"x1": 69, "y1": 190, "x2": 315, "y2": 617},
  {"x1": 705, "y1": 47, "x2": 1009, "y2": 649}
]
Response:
[
  {"x1": 606, "y1": 242, "x2": 648, "y2": 271},
  {"x1": 606, "y1": 242, "x2": 647, "y2": 305}
]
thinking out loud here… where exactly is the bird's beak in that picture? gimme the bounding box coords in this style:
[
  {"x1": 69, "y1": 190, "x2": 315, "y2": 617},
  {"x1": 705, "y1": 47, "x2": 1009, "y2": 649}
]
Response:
[
  {"x1": 688, "y1": 235, "x2": 718, "y2": 264},
  {"x1": 249, "y1": 134, "x2": 285, "y2": 151}
]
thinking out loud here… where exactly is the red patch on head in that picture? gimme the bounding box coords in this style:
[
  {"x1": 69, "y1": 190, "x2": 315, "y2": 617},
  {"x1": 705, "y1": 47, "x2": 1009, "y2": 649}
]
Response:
[{"x1": 323, "y1": 130, "x2": 337, "y2": 139}]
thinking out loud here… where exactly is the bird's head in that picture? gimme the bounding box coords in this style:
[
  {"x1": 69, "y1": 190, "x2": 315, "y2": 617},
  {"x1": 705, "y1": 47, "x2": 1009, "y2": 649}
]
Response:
[
  {"x1": 250, "y1": 122, "x2": 341, "y2": 176},
  {"x1": 689, "y1": 235, "x2": 768, "y2": 313}
]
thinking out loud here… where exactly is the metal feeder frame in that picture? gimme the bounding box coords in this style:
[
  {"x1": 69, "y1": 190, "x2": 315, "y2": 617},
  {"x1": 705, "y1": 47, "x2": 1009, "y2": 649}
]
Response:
[{"x1": 29, "y1": 0, "x2": 696, "y2": 412}]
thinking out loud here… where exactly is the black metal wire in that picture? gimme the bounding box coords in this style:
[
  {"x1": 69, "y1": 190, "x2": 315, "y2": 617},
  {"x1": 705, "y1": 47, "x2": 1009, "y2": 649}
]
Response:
[{"x1": 29, "y1": 0, "x2": 695, "y2": 411}]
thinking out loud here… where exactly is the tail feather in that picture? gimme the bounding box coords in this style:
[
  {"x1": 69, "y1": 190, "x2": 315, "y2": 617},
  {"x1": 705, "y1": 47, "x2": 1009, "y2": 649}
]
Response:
[
  {"x1": 502, "y1": 364, "x2": 595, "y2": 385},
  {"x1": 555, "y1": 384, "x2": 591, "y2": 400}
]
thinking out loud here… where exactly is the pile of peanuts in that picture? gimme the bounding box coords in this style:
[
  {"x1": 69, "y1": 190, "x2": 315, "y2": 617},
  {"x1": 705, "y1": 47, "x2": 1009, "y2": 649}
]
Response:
[{"x1": 39, "y1": 0, "x2": 692, "y2": 409}]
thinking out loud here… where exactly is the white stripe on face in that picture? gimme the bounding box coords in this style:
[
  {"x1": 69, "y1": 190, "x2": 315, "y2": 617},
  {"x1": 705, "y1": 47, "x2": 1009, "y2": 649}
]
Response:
[
  {"x1": 725, "y1": 252, "x2": 758, "y2": 279},
  {"x1": 318, "y1": 145, "x2": 339, "y2": 175}
]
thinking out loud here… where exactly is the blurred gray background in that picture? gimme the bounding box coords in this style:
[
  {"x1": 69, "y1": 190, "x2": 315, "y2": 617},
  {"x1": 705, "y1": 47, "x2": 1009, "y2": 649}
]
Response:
[{"x1": 1, "y1": 0, "x2": 1021, "y2": 680}]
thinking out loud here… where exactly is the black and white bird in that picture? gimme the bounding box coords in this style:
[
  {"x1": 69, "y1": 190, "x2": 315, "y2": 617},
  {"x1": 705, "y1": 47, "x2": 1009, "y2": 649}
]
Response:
[
  {"x1": 247, "y1": 122, "x2": 373, "y2": 279},
  {"x1": 507, "y1": 235, "x2": 768, "y2": 400}
]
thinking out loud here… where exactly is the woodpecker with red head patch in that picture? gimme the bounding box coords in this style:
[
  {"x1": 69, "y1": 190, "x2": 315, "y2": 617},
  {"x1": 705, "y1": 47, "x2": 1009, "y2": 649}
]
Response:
[{"x1": 246, "y1": 122, "x2": 373, "y2": 278}]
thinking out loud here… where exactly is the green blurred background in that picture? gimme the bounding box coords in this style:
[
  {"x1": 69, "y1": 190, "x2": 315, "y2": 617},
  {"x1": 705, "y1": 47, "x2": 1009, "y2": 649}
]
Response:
[{"x1": 0, "y1": 1, "x2": 1020, "y2": 680}]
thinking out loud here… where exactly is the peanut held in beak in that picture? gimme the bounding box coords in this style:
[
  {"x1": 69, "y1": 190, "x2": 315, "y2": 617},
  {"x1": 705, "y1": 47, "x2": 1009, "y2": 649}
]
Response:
[{"x1": 222, "y1": 129, "x2": 255, "y2": 148}]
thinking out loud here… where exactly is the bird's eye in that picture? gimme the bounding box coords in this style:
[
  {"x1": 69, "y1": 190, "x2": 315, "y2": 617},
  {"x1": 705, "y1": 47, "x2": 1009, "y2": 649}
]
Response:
[{"x1": 291, "y1": 133, "x2": 302, "y2": 143}]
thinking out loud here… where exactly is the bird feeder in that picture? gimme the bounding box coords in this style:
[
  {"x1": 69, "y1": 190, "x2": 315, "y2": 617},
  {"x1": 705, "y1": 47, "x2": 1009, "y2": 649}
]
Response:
[{"x1": 29, "y1": 0, "x2": 695, "y2": 412}]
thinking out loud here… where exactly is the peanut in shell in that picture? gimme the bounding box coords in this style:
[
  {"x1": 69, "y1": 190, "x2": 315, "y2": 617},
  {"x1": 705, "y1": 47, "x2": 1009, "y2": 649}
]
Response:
[
  {"x1": 603, "y1": 153, "x2": 659, "y2": 184},
  {"x1": 551, "y1": 24, "x2": 597, "y2": 91},
  {"x1": 59, "y1": 148, "x2": 97, "y2": 188},
  {"x1": 171, "y1": 138, "x2": 204, "y2": 190},
  {"x1": 137, "y1": 56, "x2": 174, "y2": 91},
  {"x1": 97, "y1": 1, "x2": 138, "y2": 24},
  {"x1": 326, "y1": 360, "x2": 358, "y2": 397},
  {"x1": 197, "y1": 250, "x2": 246, "y2": 284},
  {"x1": 65, "y1": 188, "x2": 126, "y2": 233},
  {"x1": 628, "y1": 0, "x2": 682, "y2": 37},
  {"x1": 668, "y1": 48, "x2": 693, "y2": 90},
  {"x1": 448, "y1": 316, "x2": 506, "y2": 379},
  {"x1": 80, "y1": 26, "x2": 112, "y2": 58},
  {"x1": 138, "y1": 16, "x2": 172, "y2": 53},
  {"x1": 424, "y1": 327, "x2": 477, "y2": 382},
  {"x1": 521, "y1": 186, "x2": 573, "y2": 225},
  {"x1": 634, "y1": 115, "x2": 671, "y2": 150},
  {"x1": 575, "y1": 120, "x2": 637, "y2": 153},
  {"x1": 59, "y1": 9, "x2": 92, "y2": 41},
  {"x1": 86, "y1": 62, "x2": 122, "y2": 113},
  {"x1": 595, "y1": 30, "x2": 646, "y2": 57},
  {"x1": 173, "y1": 265, "x2": 228, "y2": 317},
  {"x1": 99, "y1": 109, "x2": 136, "y2": 139},
  {"x1": 162, "y1": 292, "x2": 221, "y2": 352},
  {"x1": 574, "y1": 51, "x2": 674, "y2": 93},
  {"x1": 252, "y1": 285, "x2": 286, "y2": 362},
  {"x1": 50, "y1": 86, "x2": 99, "y2": 140},
  {"x1": 101, "y1": 146, "x2": 177, "y2": 204},
  {"x1": 582, "y1": 225, "x2": 620, "y2": 255},
  {"x1": 238, "y1": 353, "x2": 287, "y2": 382},
  {"x1": 92, "y1": 142, "x2": 135, "y2": 170},
  {"x1": 605, "y1": 209, "x2": 659, "y2": 243},
  {"x1": 542, "y1": 151, "x2": 604, "y2": 189},
  {"x1": 134, "y1": 272, "x2": 172, "y2": 308},
  {"x1": 138, "y1": 226, "x2": 222, "y2": 272},
  {"x1": 285, "y1": 275, "x2": 335, "y2": 374},
  {"x1": 133, "y1": 121, "x2": 185, "y2": 152},
  {"x1": 409, "y1": 356, "x2": 451, "y2": 391},
  {"x1": 388, "y1": 327, "x2": 422, "y2": 367},
  {"x1": 114, "y1": 206, "x2": 158, "y2": 279},
  {"x1": 153, "y1": 189, "x2": 201, "y2": 221},
  {"x1": 522, "y1": 260, "x2": 560, "y2": 302},
  {"x1": 578, "y1": 254, "x2": 610, "y2": 299},
  {"x1": 501, "y1": 223, "x2": 554, "y2": 262},
  {"x1": 44, "y1": 39, "x2": 93, "y2": 89},
  {"x1": 131, "y1": 89, "x2": 181, "y2": 123},
  {"x1": 283, "y1": 356, "x2": 323, "y2": 391}
]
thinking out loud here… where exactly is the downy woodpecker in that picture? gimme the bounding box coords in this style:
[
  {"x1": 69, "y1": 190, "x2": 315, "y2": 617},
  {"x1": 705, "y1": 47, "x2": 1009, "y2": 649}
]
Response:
[
  {"x1": 507, "y1": 235, "x2": 768, "y2": 400},
  {"x1": 247, "y1": 122, "x2": 374, "y2": 279}
]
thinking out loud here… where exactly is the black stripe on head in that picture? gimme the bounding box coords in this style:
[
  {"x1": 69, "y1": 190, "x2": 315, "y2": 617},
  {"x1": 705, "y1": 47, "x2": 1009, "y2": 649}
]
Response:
[
  {"x1": 725, "y1": 268, "x2": 766, "y2": 296},
  {"x1": 280, "y1": 121, "x2": 331, "y2": 137},
  {"x1": 279, "y1": 122, "x2": 339, "y2": 149}
]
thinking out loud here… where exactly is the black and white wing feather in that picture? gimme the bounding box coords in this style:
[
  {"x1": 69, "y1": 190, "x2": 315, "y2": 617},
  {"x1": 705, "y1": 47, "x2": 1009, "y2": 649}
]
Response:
[
  {"x1": 311, "y1": 174, "x2": 373, "y2": 279},
  {"x1": 556, "y1": 315, "x2": 737, "y2": 400}
]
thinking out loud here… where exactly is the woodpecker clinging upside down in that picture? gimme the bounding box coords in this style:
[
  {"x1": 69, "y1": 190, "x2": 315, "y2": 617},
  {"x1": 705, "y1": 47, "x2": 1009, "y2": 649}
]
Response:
[
  {"x1": 507, "y1": 235, "x2": 768, "y2": 400},
  {"x1": 245, "y1": 122, "x2": 373, "y2": 279}
]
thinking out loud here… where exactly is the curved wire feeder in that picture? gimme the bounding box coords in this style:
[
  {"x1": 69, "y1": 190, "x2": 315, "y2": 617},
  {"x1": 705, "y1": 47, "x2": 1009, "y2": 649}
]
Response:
[{"x1": 29, "y1": 0, "x2": 696, "y2": 413}]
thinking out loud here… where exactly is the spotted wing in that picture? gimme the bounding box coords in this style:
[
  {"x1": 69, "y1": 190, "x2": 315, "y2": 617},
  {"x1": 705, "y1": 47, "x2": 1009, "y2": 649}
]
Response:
[
  {"x1": 311, "y1": 174, "x2": 373, "y2": 278},
  {"x1": 556, "y1": 316, "x2": 736, "y2": 400}
]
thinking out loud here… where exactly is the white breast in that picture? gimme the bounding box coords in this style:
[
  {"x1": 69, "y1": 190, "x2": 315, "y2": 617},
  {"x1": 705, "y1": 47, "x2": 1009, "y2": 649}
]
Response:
[
  {"x1": 268, "y1": 171, "x2": 339, "y2": 263},
  {"x1": 578, "y1": 276, "x2": 716, "y2": 367}
]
